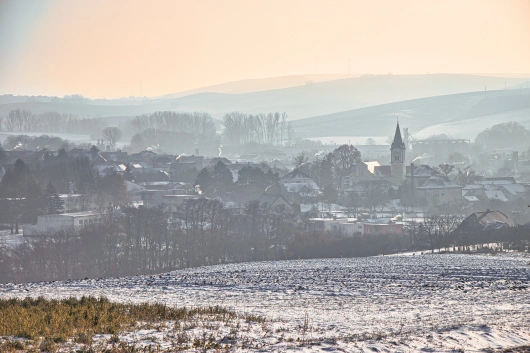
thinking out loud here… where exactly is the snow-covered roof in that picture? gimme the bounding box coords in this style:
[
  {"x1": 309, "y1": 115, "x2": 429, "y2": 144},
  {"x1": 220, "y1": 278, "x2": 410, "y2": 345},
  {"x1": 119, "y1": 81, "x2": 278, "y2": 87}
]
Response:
[
  {"x1": 345, "y1": 179, "x2": 394, "y2": 192},
  {"x1": 410, "y1": 165, "x2": 439, "y2": 177},
  {"x1": 476, "y1": 177, "x2": 516, "y2": 185},
  {"x1": 501, "y1": 183, "x2": 526, "y2": 196},
  {"x1": 462, "y1": 184, "x2": 483, "y2": 190},
  {"x1": 281, "y1": 169, "x2": 313, "y2": 180},
  {"x1": 374, "y1": 165, "x2": 391, "y2": 178},
  {"x1": 125, "y1": 180, "x2": 146, "y2": 192},
  {"x1": 416, "y1": 175, "x2": 461, "y2": 189},
  {"x1": 463, "y1": 195, "x2": 480, "y2": 202},
  {"x1": 484, "y1": 190, "x2": 509, "y2": 202},
  {"x1": 283, "y1": 181, "x2": 320, "y2": 192}
]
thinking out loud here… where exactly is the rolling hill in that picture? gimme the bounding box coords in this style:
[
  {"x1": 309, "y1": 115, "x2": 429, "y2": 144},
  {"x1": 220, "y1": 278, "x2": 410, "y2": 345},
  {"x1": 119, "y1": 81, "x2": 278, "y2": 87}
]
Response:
[
  {"x1": 1, "y1": 74, "x2": 528, "y2": 122},
  {"x1": 291, "y1": 89, "x2": 530, "y2": 141}
]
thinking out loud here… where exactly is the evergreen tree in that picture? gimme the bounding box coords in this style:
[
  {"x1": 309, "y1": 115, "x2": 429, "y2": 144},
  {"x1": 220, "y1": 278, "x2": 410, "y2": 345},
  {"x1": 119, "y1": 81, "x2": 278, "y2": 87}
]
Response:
[
  {"x1": 44, "y1": 182, "x2": 64, "y2": 214},
  {"x1": 0, "y1": 160, "x2": 42, "y2": 233},
  {"x1": 211, "y1": 161, "x2": 233, "y2": 195},
  {"x1": 90, "y1": 145, "x2": 100, "y2": 159},
  {"x1": 194, "y1": 168, "x2": 212, "y2": 194}
]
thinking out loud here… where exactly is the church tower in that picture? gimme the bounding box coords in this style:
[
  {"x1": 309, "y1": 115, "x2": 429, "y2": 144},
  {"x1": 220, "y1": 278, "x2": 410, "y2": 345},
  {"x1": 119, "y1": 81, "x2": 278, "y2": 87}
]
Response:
[{"x1": 390, "y1": 122, "x2": 406, "y2": 182}]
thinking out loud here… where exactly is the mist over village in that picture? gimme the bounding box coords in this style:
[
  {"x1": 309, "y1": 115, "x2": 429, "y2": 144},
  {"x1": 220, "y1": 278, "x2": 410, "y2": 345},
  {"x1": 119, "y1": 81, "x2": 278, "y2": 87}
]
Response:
[{"x1": 0, "y1": 1, "x2": 530, "y2": 352}]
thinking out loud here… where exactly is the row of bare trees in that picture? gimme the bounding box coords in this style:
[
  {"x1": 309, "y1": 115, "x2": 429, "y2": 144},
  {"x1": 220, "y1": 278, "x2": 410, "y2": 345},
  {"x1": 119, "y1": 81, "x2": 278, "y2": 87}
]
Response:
[
  {"x1": 0, "y1": 109, "x2": 107, "y2": 137},
  {"x1": 0, "y1": 199, "x2": 296, "y2": 282},
  {"x1": 223, "y1": 112, "x2": 294, "y2": 146},
  {"x1": 2, "y1": 200, "x2": 528, "y2": 283},
  {"x1": 129, "y1": 111, "x2": 216, "y2": 141},
  {"x1": 125, "y1": 111, "x2": 218, "y2": 154}
]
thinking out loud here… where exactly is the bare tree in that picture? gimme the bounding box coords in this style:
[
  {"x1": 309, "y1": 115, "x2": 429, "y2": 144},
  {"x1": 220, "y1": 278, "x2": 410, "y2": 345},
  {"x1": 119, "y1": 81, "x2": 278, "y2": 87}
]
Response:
[
  {"x1": 436, "y1": 163, "x2": 455, "y2": 178},
  {"x1": 102, "y1": 127, "x2": 122, "y2": 150}
]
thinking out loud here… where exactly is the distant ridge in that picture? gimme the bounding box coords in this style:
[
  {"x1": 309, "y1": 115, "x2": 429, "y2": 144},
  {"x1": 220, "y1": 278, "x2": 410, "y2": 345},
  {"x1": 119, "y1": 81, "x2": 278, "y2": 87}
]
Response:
[
  {"x1": 154, "y1": 74, "x2": 358, "y2": 98},
  {"x1": 0, "y1": 74, "x2": 528, "y2": 126},
  {"x1": 291, "y1": 88, "x2": 530, "y2": 140}
]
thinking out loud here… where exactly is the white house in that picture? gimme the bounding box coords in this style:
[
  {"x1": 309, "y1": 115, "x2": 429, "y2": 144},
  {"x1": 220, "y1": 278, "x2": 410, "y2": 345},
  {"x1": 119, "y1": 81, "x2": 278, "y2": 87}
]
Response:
[
  {"x1": 280, "y1": 170, "x2": 320, "y2": 198},
  {"x1": 25, "y1": 211, "x2": 101, "y2": 236}
]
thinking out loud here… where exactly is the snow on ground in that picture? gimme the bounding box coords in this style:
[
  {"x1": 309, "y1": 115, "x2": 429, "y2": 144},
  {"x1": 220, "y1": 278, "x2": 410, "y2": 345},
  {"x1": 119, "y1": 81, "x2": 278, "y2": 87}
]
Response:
[
  {"x1": 0, "y1": 229, "x2": 26, "y2": 247},
  {"x1": 306, "y1": 136, "x2": 388, "y2": 145},
  {"x1": 413, "y1": 107, "x2": 530, "y2": 141},
  {"x1": 1, "y1": 254, "x2": 530, "y2": 352}
]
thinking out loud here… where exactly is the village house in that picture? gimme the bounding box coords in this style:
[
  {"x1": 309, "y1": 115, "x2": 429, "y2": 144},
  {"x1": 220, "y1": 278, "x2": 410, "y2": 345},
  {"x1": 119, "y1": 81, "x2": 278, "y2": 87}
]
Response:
[
  {"x1": 453, "y1": 210, "x2": 515, "y2": 235},
  {"x1": 415, "y1": 175, "x2": 462, "y2": 204},
  {"x1": 24, "y1": 211, "x2": 101, "y2": 236},
  {"x1": 99, "y1": 151, "x2": 128, "y2": 163},
  {"x1": 280, "y1": 170, "x2": 320, "y2": 199},
  {"x1": 258, "y1": 184, "x2": 296, "y2": 213},
  {"x1": 130, "y1": 150, "x2": 158, "y2": 163},
  {"x1": 405, "y1": 164, "x2": 439, "y2": 189},
  {"x1": 363, "y1": 220, "x2": 404, "y2": 235},
  {"x1": 309, "y1": 218, "x2": 364, "y2": 235},
  {"x1": 344, "y1": 179, "x2": 396, "y2": 198},
  {"x1": 308, "y1": 217, "x2": 403, "y2": 236},
  {"x1": 59, "y1": 194, "x2": 98, "y2": 213},
  {"x1": 341, "y1": 161, "x2": 380, "y2": 189},
  {"x1": 462, "y1": 177, "x2": 528, "y2": 203},
  {"x1": 141, "y1": 189, "x2": 198, "y2": 211}
]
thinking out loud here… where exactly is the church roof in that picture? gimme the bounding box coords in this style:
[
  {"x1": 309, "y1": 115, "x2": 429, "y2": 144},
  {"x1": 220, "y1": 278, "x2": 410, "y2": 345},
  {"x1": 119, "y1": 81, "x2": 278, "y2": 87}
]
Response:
[{"x1": 391, "y1": 122, "x2": 406, "y2": 150}]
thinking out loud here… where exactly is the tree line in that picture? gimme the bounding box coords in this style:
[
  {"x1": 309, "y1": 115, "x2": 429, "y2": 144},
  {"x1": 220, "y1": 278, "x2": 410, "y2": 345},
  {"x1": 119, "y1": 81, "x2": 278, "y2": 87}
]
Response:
[
  {"x1": 0, "y1": 109, "x2": 107, "y2": 138},
  {"x1": 222, "y1": 112, "x2": 294, "y2": 146},
  {"x1": 124, "y1": 111, "x2": 218, "y2": 155},
  {"x1": 2, "y1": 197, "x2": 527, "y2": 283}
]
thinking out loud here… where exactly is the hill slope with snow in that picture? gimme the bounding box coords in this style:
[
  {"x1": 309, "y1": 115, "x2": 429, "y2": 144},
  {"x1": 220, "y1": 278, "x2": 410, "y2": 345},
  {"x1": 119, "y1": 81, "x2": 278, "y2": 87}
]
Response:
[
  {"x1": 1, "y1": 254, "x2": 529, "y2": 352},
  {"x1": 292, "y1": 89, "x2": 530, "y2": 140}
]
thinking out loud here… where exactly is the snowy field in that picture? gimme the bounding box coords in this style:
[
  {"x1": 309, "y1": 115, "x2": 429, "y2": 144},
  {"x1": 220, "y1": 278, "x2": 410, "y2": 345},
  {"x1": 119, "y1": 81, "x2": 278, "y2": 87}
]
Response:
[
  {"x1": 306, "y1": 135, "x2": 388, "y2": 145},
  {"x1": 1, "y1": 254, "x2": 530, "y2": 352},
  {"x1": 413, "y1": 107, "x2": 530, "y2": 141}
]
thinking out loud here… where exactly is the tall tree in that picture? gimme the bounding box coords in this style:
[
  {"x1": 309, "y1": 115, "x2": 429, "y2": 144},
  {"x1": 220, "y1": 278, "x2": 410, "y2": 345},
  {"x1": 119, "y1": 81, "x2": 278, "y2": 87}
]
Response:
[
  {"x1": 194, "y1": 168, "x2": 212, "y2": 194},
  {"x1": 322, "y1": 144, "x2": 362, "y2": 188},
  {"x1": 0, "y1": 160, "x2": 41, "y2": 233},
  {"x1": 453, "y1": 166, "x2": 479, "y2": 186},
  {"x1": 102, "y1": 127, "x2": 123, "y2": 151},
  {"x1": 211, "y1": 161, "x2": 233, "y2": 195},
  {"x1": 436, "y1": 163, "x2": 455, "y2": 178}
]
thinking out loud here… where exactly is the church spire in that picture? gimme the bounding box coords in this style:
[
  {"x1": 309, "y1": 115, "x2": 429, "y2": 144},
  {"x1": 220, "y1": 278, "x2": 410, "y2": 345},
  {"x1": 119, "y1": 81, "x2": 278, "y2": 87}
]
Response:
[{"x1": 391, "y1": 122, "x2": 405, "y2": 150}]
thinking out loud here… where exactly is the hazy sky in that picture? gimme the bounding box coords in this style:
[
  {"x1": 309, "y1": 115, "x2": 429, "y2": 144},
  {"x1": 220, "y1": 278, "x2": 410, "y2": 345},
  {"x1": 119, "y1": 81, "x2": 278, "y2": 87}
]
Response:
[{"x1": 1, "y1": 0, "x2": 529, "y2": 98}]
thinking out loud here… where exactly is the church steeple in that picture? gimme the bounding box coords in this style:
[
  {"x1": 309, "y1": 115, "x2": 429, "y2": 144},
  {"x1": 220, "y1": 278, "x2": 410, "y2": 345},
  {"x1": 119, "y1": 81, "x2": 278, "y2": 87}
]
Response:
[
  {"x1": 391, "y1": 122, "x2": 406, "y2": 150},
  {"x1": 390, "y1": 121, "x2": 406, "y2": 182}
]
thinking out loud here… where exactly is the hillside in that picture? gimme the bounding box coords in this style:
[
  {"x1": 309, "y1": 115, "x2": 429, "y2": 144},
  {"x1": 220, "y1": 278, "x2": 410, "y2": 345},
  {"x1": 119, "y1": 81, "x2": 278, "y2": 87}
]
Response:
[
  {"x1": 1, "y1": 254, "x2": 529, "y2": 352},
  {"x1": 292, "y1": 89, "x2": 530, "y2": 140},
  {"x1": 154, "y1": 73, "x2": 357, "y2": 98},
  {"x1": 0, "y1": 74, "x2": 527, "y2": 121}
]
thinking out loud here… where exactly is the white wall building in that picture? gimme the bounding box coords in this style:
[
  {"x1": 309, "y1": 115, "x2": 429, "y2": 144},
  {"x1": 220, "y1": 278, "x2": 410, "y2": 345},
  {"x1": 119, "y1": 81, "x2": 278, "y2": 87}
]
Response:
[{"x1": 25, "y1": 211, "x2": 101, "y2": 236}]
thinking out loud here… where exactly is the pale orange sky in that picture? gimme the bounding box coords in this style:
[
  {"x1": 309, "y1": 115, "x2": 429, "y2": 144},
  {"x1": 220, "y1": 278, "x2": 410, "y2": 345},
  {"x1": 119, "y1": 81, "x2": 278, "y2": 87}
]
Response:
[{"x1": 0, "y1": 0, "x2": 529, "y2": 98}]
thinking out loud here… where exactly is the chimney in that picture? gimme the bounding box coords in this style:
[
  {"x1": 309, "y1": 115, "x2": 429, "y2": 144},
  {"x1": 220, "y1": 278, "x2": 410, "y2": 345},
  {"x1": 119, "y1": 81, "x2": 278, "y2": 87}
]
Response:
[
  {"x1": 410, "y1": 162, "x2": 415, "y2": 194},
  {"x1": 512, "y1": 151, "x2": 519, "y2": 170}
]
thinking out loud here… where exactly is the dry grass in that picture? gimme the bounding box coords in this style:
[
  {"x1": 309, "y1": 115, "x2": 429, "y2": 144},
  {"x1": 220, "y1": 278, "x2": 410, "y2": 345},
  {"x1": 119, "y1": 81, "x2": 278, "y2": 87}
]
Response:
[{"x1": 0, "y1": 296, "x2": 236, "y2": 343}]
